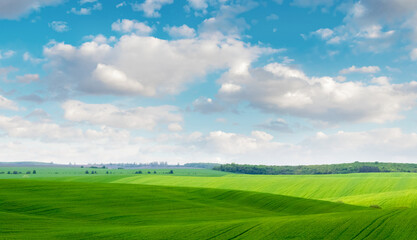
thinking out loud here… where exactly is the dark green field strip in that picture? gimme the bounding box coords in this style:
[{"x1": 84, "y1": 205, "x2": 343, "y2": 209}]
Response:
[
  {"x1": 0, "y1": 180, "x2": 365, "y2": 223},
  {"x1": 1, "y1": 208, "x2": 416, "y2": 240}
]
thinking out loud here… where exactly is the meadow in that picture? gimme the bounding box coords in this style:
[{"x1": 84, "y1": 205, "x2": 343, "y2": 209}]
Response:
[{"x1": 0, "y1": 167, "x2": 416, "y2": 239}]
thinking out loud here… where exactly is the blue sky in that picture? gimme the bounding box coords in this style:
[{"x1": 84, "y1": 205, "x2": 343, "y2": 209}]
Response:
[{"x1": 1, "y1": 0, "x2": 417, "y2": 165}]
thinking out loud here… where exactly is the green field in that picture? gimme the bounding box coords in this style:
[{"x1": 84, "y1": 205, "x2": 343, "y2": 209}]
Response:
[{"x1": 0, "y1": 167, "x2": 416, "y2": 239}]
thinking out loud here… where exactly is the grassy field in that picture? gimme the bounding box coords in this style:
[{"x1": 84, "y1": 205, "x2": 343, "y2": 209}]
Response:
[{"x1": 0, "y1": 167, "x2": 416, "y2": 239}]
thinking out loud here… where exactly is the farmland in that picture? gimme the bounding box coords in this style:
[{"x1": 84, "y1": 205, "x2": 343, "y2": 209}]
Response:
[{"x1": 0, "y1": 167, "x2": 416, "y2": 239}]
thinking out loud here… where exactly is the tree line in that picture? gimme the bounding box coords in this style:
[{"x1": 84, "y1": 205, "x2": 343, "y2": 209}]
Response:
[
  {"x1": 0, "y1": 170, "x2": 37, "y2": 174},
  {"x1": 213, "y1": 162, "x2": 417, "y2": 175}
]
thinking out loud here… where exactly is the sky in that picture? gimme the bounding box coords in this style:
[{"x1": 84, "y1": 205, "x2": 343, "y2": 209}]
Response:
[{"x1": 1, "y1": 0, "x2": 417, "y2": 165}]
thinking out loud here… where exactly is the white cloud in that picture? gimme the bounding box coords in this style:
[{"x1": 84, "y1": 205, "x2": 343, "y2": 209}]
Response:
[
  {"x1": 83, "y1": 34, "x2": 116, "y2": 44},
  {"x1": 69, "y1": 7, "x2": 91, "y2": 15},
  {"x1": 49, "y1": 21, "x2": 69, "y2": 32},
  {"x1": 266, "y1": 14, "x2": 279, "y2": 21},
  {"x1": 16, "y1": 74, "x2": 40, "y2": 83},
  {"x1": 291, "y1": 0, "x2": 333, "y2": 8},
  {"x1": 1, "y1": 116, "x2": 417, "y2": 164},
  {"x1": 187, "y1": 0, "x2": 209, "y2": 13},
  {"x1": 205, "y1": 131, "x2": 273, "y2": 155},
  {"x1": 312, "y1": 28, "x2": 333, "y2": 40},
  {"x1": 371, "y1": 76, "x2": 390, "y2": 85},
  {"x1": 257, "y1": 118, "x2": 293, "y2": 133},
  {"x1": 0, "y1": 95, "x2": 18, "y2": 110},
  {"x1": 302, "y1": 128, "x2": 417, "y2": 164},
  {"x1": 192, "y1": 97, "x2": 225, "y2": 113},
  {"x1": 0, "y1": 0, "x2": 63, "y2": 19},
  {"x1": 43, "y1": 34, "x2": 272, "y2": 96},
  {"x1": 111, "y1": 19, "x2": 153, "y2": 35},
  {"x1": 0, "y1": 115, "x2": 83, "y2": 141},
  {"x1": 62, "y1": 100, "x2": 182, "y2": 131},
  {"x1": 219, "y1": 83, "x2": 242, "y2": 93},
  {"x1": 132, "y1": 0, "x2": 174, "y2": 18},
  {"x1": 199, "y1": 2, "x2": 256, "y2": 36},
  {"x1": 0, "y1": 66, "x2": 18, "y2": 82},
  {"x1": 218, "y1": 63, "x2": 417, "y2": 123},
  {"x1": 198, "y1": 128, "x2": 417, "y2": 164},
  {"x1": 0, "y1": 50, "x2": 15, "y2": 60},
  {"x1": 411, "y1": 48, "x2": 417, "y2": 61},
  {"x1": 80, "y1": 0, "x2": 97, "y2": 4},
  {"x1": 339, "y1": 65, "x2": 380, "y2": 74},
  {"x1": 164, "y1": 25, "x2": 196, "y2": 39},
  {"x1": 314, "y1": 0, "x2": 417, "y2": 52},
  {"x1": 23, "y1": 52, "x2": 44, "y2": 64},
  {"x1": 168, "y1": 123, "x2": 183, "y2": 132},
  {"x1": 91, "y1": 64, "x2": 145, "y2": 94},
  {"x1": 116, "y1": 2, "x2": 126, "y2": 8},
  {"x1": 357, "y1": 25, "x2": 395, "y2": 39},
  {"x1": 0, "y1": 115, "x2": 130, "y2": 143},
  {"x1": 69, "y1": 2, "x2": 101, "y2": 15}
]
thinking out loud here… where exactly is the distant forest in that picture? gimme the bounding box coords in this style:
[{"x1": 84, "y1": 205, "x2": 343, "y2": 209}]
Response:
[{"x1": 213, "y1": 162, "x2": 417, "y2": 175}]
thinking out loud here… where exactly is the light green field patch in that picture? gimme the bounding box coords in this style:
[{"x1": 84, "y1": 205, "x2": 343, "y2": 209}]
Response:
[{"x1": 112, "y1": 173, "x2": 417, "y2": 208}]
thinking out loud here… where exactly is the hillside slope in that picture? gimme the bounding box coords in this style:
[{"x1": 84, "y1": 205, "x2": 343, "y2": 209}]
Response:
[{"x1": 1, "y1": 179, "x2": 416, "y2": 239}]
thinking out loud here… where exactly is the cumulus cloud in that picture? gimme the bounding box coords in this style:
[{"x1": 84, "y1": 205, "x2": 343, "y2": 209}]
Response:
[
  {"x1": 0, "y1": 50, "x2": 15, "y2": 60},
  {"x1": 116, "y1": 2, "x2": 126, "y2": 8},
  {"x1": 168, "y1": 123, "x2": 183, "y2": 132},
  {"x1": 0, "y1": 115, "x2": 130, "y2": 142},
  {"x1": 62, "y1": 100, "x2": 182, "y2": 131},
  {"x1": 23, "y1": 52, "x2": 44, "y2": 64},
  {"x1": 218, "y1": 63, "x2": 417, "y2": 123},
  {"x1": 257, "y1": 118, "x2": 293, "y2": 133},
  {"x1": 199, "y1": 1, "x2": 257, "y2": 36},
  {"x1": 311, "y1": 28, "x2": 337, "y2": 43},
  {"x1": 411, "y1": 48, "x2": 417, "y2": 61},
  {"x1": 69, "y1": 2, "x2": 102, "y2": 15},
  {"x1": 43, "y1": 34, "x2": 272, "y2": 96},
  {"x1": 69, "y1": 7, "x2": 91, "y2": 15},
  {"x1": 186, "y1": 0, "x2": 209, "y2": 13},
  {"x1": 0, "y1": 95, "x2": 18, "y2": 110},
  {"x1": 302, "y1": 128, "x2": 417, "y2": 163},
  {"x1": 266, "y1": 14, "x2": 279, "y2": 21},
  {"x1": 192, "y1": 97, "x2": 225, "y2": 113},
  {"x1": 0, "y1": 115, "x2": 83, "y2": 141},
  {"x1": 312, "y1": 0, "x2": 417, "y2": 52},
  {"x1": 339, "y1": 65, "x2": 380, "y2": 74},
  {"x1": 371, "y1": 76, "x2": 390, "y2": 85},
  {"x1": 198, "y1": 128, "x2": 417, "y2": 164},
  {"x1": 49, "y1": 21, "x2": 69, "y2": 32},
  {"x1": 17, "y1": 94, "x2": 45, "y2": 103},
  {"x1": 291, "y1": 0, "x2": 333, "y2": 8},
  {"x1": 1, "y1": 115, "x2": 417, "y2": 164},
  {"x1": 0, "y1": 66, "x2": 18, "y2": 82},
  {"x1": 164, "y1": 25, "x2": 196, "y2": 39},
  {"x1": 80, "y1": 0, "x2": 97, "y2": 4},
  {"x1": 112, "y1": 19, "x2": 153, "y2": 35},
  {"x1": 204, "y1": 130, "x2": 277, "y2": 155},
  {"x1": 0, "y1": 0, "x2": 63, "y2": 19},
  {"x1": 16, "y1": 74, "x2": 40, "y2": 83},
  {"x1": 132, "y1": 0, "x2": 173, "y2": 18}
]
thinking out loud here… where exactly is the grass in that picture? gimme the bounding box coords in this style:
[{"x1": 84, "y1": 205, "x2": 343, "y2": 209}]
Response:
[
  {"x1": 0, "y1": 167, "x2": 416, "y2": 239},
  {"x1": 111, "y1": 172, "x2": 417, "y2": 208}
]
